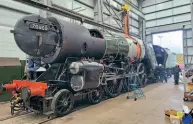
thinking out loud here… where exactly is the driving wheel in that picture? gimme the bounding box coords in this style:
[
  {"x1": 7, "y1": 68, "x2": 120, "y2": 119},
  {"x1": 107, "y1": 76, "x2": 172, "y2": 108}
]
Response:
[{"x1": 51, "y1": 89, "x2": 74, "y2": 117}]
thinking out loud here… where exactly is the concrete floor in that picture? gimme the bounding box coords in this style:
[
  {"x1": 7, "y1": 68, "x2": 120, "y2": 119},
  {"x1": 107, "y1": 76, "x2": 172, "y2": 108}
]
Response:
[{"x1": 0, "y1": 80, "x2": 192, "y2": 124}]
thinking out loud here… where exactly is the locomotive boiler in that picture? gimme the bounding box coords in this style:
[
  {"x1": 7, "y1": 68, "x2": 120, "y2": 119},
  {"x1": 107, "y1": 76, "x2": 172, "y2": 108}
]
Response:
[{"x1": 0, "y1": 15, "x2": 145, "y2": 116}]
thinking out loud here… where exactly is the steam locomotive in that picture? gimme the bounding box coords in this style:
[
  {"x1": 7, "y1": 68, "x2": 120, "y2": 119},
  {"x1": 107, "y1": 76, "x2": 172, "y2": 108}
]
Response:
[
  {"x1": 153, "y1": 45, "x2": 177, "y2": 78},
  {"x1": 0, "y1": 15, "x2": 146, "y2": 116}
]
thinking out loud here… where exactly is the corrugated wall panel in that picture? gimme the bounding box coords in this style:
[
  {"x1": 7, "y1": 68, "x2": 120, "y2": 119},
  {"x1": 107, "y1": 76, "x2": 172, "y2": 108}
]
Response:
[
  {"x1": 184, "y1": 56, "x2": 187, "y2": 64},
  {"x1": 187, "y1": 48, "x2": 193, "y2": 54},
  {"x1": 110, "y1": 18, "x2": 122, "y2": 28},
  {"x1": 145, "y1": 13, "x2": 156, "y2": 20},
  {"x1": 52, "y1": 13, "x2": 71, "y2": 22},
  {"x1": 146, "y1": 21, "x2": 190, "y2": 34},
  {"x1": 0, "y1": 0, "x2": 40, "y2": 59},
  {"x1": 156, "y1": 17, "x2": 173, "y2": 26},
  {"x1": 187, "y1": 30, "x2": 192, "y2": 38},
  {"x1": 143, "y1": 0, "x2": 191, "y2": 34},
  {"x1": 146, "y1": 20, "x2": 156, "y2": 28},
  {"x1": 143, "y1": 0, "x2": 189, "y2": 8},
  {"x1": 53, "y1": 0, "x2": 94, "y2": 18},
  {"x1": 110, "y1": 0, "x2": 121, "y2": 9},
  {"x1": 75, "y1": 0, "x2": 94, "y2": 7},
  {"x1": 173, "y1": 5, "x2": 190, "y2": 15},
  {"x1": 173, "y1": 0, "x2": 190, "y2": 7},
  {"x1": 0, "y1": 0, "x2": 39, "y2": 14},
  {"x1": 130, "y1": 19, "x2": 139, "y2": 28},
  {"x1": 183, "y1": 29, "x2": 193, "y2": 66},
  {"x1": 187, "y1": 39, "x2": 193, "y2": 46},
  {"x1": 156, "y1": 9, "x2": 172, "y2": 18},
  {"x1": 0, "y1": 26, "x2": 25, "y2": 59},
  {"x1": 146, "y1": 34, "x2": 152, "y2": 43},
  {"x1": 0, "y1": 8, "x2": 27, "y2": 27},
  {"x1": 173, "y1": 14, "x2": 191, "y2": 23},
  {"x1": 130, "y1": 26, "x2": 139, "y2": 34},
  {"x1": 157, "y1": 0, "x2": 171, "y2": 3},
  {"x1": 155, "y1": 1, "x2": 172, "y2": 11},
  {"x1": 52, "y1": 0, "x2": 72, "y2": 9},
  {"x1": 184, "y1": 56, "x2": 193, "y2": 64},
  {"x1": 142, "y1": 6, "x2": 155, "y2": 13},
  {"x1": 129, "y1": 12, "x2": 139, "y2": 20},
  {"x1": 143, "y1": 0, "x2": 155, "y2": 7},
  {"x1": 74, "y1": 1, "x2": 94, "y2": 18}
]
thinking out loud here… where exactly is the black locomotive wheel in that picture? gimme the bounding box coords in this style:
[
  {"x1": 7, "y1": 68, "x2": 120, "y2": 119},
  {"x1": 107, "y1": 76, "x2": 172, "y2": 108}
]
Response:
[
  {"x1": 105, "y1": 79, "x2": 123, "y2": 98},
  {"x1": 122, "y1": 65, "x2": 135, "y2": 92},
  {"x1": 51, "y1": 89, "x2": 74, "y2": 117},
  {"x1": 137, "y1": 63, "x2": 146, "y2": 87},
  {"x1": 122, "y1": 79, "x2": 128, "y2": 92},
  {"x1": 137, "y1": 63, "x2": 145, "y2": 74},
  {"x1": 88, "y1": 87, "x2": 102, "y2": 104},
  {"x1": 122, "y1": 78, "x2": 131, "y2": 92}
]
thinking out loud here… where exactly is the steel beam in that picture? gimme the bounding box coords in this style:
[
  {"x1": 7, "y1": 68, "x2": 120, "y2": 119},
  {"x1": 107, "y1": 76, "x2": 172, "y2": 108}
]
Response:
[
  {"x1": 191, "y1": 0, "x2": 193, "y2": 51},
  {"x1": 13, "y1": 0, "x2": 123, "y2": 33},
  {"x1": 103, "y1": 11, "x2": 123, "y2": 22},
  {"x1": 94, "y1": 0, "x2": 104, "y2": 31},
  {"x1": 103, "y1": 1, "x2": 122, "y2": 29}
]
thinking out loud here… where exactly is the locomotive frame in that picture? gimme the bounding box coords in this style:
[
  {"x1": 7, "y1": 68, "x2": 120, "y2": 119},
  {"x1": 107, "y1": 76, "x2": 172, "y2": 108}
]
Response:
[{"x1": 0, "y1": 14, "x2": 146, "y2": 117}]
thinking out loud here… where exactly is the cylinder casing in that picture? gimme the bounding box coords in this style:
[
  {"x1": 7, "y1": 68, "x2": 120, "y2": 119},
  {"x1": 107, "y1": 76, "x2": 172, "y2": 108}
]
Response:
[{"x1": 70, "y1": 61, "x2": 104, "y2": 91}]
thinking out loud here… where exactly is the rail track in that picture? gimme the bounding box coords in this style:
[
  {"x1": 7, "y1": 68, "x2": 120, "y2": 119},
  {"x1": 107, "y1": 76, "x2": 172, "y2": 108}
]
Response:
[
  {"x1": 0, "y1": 89, "x2": 132, "y2": 124},
  {"x1": 0, "y1": 111, "x2": 32, "y2": 121},
  {"x1": 0, "y1": 100, "x2": 91, "y2": 124},
  {"x1": 37, "y1": 101, "x2": 92, "y2": 124}
]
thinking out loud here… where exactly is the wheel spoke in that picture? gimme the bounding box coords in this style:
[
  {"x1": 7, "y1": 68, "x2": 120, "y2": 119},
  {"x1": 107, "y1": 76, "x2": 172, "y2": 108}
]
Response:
[
  {"x1": 112, "y1": 84, "x2": 116, "y2": 92},
  {"x1": 93, "y1": 91, "x2": 98, "y2": 100},
  {"x1": 66, "y1": 94, "x2": 71, "y2": 101},
  {"x1": 109, "y1": 85, "x2": 114, "y2": 93},
  {"x1": 62, "y1": 92, "x2": 67, "y2": 100},
  {"x1": 59, "y1": 106, "x2": 65, "y2": 113},
  {"x1": 56, "y1": 104, "x2": 63, "y2": 109}
]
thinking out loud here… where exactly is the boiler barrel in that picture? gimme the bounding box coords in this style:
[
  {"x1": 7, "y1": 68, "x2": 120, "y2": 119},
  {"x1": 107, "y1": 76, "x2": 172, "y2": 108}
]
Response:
[
  {"x1": 13, "y1": 15, "x2": 106, "y2": 63},
  {"x1": 42, "y1": 17, "x2": 106, "y2": 63},
  {"x1": 13, "y1": 15, "x2": 145, "y2": 64}
]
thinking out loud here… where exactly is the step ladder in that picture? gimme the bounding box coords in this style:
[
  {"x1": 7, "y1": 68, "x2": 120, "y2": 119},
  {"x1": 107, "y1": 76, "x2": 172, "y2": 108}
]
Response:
[{"x1": 126, "y1": 72, "x2": 146, "y2": 101}]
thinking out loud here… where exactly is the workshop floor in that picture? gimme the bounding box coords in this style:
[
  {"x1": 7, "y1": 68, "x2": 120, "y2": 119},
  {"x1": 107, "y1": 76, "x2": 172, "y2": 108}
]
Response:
[{"x1": 0, "y1": 79, "x2": 192, "y2": 124}]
